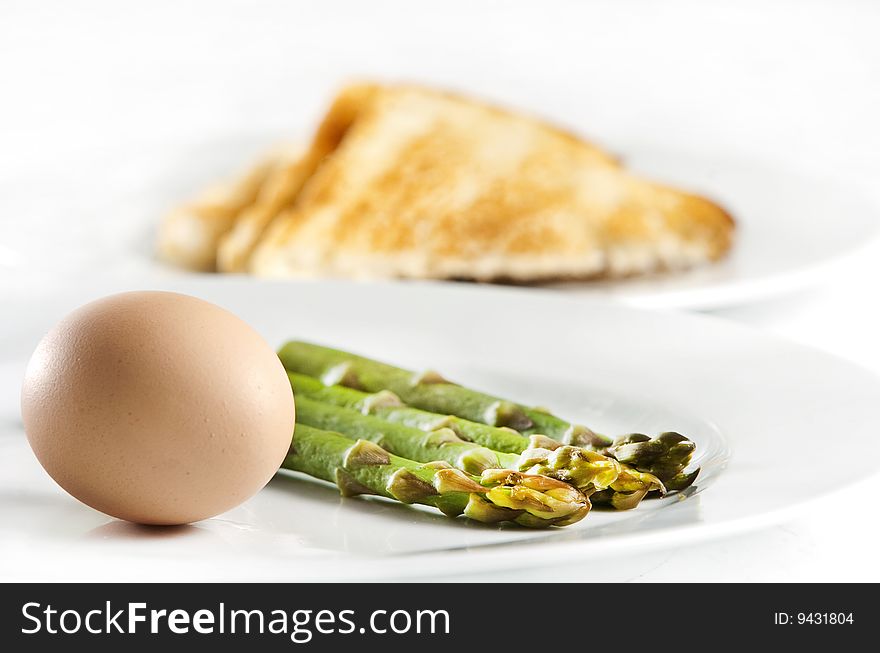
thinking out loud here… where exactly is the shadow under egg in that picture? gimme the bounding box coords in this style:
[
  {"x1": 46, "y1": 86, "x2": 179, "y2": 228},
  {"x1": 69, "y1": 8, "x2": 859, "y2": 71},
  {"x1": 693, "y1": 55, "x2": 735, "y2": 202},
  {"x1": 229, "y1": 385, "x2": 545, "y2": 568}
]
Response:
[{"x1": 85, "y1": 520, "x2": 206, "y2": 541}]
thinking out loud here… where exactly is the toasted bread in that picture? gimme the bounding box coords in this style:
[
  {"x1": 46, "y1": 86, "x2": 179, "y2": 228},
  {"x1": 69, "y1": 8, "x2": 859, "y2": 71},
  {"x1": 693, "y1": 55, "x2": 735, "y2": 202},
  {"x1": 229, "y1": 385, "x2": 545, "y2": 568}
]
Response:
[
  {"x1": 246, "y1": 83, "x2": 733, "y2": 281},
  {"x1": 156, "y1": 151, "x2": 280, "y2": 271},
  {"x1": 215, "y1": 148, "x2": 309, "y2": 272},
  {"x1": 213, "y1": 89, "x2": 380, "y2": 273}
]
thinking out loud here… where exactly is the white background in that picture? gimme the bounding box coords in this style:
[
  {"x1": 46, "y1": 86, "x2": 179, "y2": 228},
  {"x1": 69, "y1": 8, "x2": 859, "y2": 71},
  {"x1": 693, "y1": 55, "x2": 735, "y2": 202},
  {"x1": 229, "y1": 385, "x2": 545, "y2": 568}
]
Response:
[{"x1": 2, "y1": 0, "x2": 879, "y2": 581}]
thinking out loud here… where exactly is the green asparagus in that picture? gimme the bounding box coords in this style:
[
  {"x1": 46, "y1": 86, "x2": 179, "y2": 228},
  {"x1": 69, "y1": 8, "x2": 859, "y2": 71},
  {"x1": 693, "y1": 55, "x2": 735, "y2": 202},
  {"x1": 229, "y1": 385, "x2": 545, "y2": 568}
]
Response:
[
  {"x1": 295, "y1": 392, "x2": 620, "y2": 490},
  {"x1": 608, "y1": 432, "x2": 699, "y2": 491},
  {"x1": 279, "y1": 341, "x2": 699, "y2": 490},
  {"x1": 290, "y1": 372, "x2": 657, "y2": 507},
  {"x1": 282, "y1": 425, "x2": 590, "y2": 528},
  {"x1": 289, "y1": 372, "x2": 528, "y2": 453},
  {"x1": 296, "y1": 394, "x2": 509, "y2": 474}
]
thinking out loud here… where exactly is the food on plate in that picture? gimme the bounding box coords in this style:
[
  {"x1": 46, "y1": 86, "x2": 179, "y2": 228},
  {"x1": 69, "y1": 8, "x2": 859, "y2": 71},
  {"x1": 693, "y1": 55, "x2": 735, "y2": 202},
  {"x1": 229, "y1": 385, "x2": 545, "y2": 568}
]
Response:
[
  {"x1": 279, "y1": 342, "x2": 700, "y2": 514},
  {"x1": 290, "y1": 376, "x2": 661, "y2": 510},
  {"x1": 160, "y1": 83, "x2": 734, "y2": 282},
  {"x1": 20, "y1": 291, "x2": 295, "y2": 525},
  {"x1": 156, "y1": 150, "x2": 285, "y2": 271},
  {"x1": 283, "y1": 425, "x2": 591, "y2": 528},
  {"x1": 216, "y1": 146, "x2": 318, "y2": 273},
  {"x1": 19, "y1": 289, "x2": 701, "y2": 529}
]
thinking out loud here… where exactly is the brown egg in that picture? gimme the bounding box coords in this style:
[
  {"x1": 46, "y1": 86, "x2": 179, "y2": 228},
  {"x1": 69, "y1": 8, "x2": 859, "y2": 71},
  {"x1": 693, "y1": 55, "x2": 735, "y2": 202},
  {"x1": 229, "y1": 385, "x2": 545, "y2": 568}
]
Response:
[{"x1": 21, "y1": 291, "x2": 295, "y2": 525}]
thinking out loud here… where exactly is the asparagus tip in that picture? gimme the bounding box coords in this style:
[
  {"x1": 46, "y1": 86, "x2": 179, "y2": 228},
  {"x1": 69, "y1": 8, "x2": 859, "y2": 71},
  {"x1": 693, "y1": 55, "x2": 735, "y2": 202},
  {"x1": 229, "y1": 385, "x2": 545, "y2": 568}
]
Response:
[
  {"x1": 484, "y1": 400, "x2": 533, "y2": 431},
  {"x1": 562, "y1": 424, "x2": 614, "y2": 449},
  {"x1": 528, "y1": 434, "x2": 563, "y2": 450},
  {"x1": 664, "y1": 467, "x2": 700, "y2": 492},
  {"x1": 433, "y1": 468, "x2": 487, "y2": 494},
  {"x1": 344, "y1": 439, "x2": 391, "y2": 467},
  {"x1": 456, "y1": 447, "x2": 500, "y2": 474},
  {"x1": 411, "y1": 370, "x2": 452, "y2": 386},
  {"x1": 386, "y1": 468, "x2": 439, "y2": 504},
  {"x1": 609, "y1": 488, "x2": 651, "y2": 511},
  {"x1": 423, "y1": 427, "x2": 465, "y2": 446},
  {"x1": 463, "y1": 493, "x2": 516, "y2": 524},
  {"x1": 420, "y1": 460, "x2": 453, "y2": 470},
  {"x1": 360, "y1": 390, "x2": 404, "y2": 413},
  {"x1": 321, "y1": 362, "x2": 363, "y2": 389}
]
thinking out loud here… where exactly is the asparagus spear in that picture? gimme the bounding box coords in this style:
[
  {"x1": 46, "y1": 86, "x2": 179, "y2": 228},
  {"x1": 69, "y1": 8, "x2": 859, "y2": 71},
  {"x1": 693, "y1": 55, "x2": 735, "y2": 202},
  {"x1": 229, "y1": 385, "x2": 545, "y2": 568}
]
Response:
[
  {"x1": 289, "y1": 372, "x2": 528, "y2": 453},
  {"x1": 282, "y1": 424, "x2": 590, "y2": 528},
  {"x1": 279, "y1": 341, "x2": 606, "y2": 442},
  {"x1": 608, "y1": 432, "x2": 699, "y2": 492},
  {"x1": 290, "y1": 372, "x2": 661, "y2": 508},
  {"x1": 296, "y1": 394, "x2": 508, "y2": 474},
  {"x1": 279, "y1": 342, "x2": 697, "y2": 489},
  {"x1": 295, "y1": 392, "x2": 620, "y2": 490}
]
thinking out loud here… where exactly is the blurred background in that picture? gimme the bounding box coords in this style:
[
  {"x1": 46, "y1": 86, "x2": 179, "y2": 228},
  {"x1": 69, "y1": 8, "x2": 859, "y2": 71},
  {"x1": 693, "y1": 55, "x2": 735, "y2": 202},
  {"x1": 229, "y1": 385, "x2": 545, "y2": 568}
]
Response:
[
  {"x1": 3, "y1": 0, "x2": 878, "y2": 173},
  {"x1": 2, "y1": 0, "x2": 879, "y2": 580},
  {"x1": 1, "y1": 0, "x2": 879, "y2": 291}
]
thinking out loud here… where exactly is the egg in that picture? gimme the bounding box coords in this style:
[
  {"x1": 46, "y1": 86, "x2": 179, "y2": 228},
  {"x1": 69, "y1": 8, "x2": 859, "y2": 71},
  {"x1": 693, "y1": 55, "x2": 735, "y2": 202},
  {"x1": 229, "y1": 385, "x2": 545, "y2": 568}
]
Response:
[{"x1": 21, "y1": 291, "x2": 295, "y2": 525}]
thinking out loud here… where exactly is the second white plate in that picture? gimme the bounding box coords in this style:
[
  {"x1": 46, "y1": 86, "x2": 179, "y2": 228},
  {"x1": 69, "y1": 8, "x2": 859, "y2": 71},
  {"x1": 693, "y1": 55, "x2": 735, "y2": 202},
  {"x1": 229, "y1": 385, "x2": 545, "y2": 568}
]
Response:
[{"x1": 5, "y1": 138, "x2": 878, "y2": 311}]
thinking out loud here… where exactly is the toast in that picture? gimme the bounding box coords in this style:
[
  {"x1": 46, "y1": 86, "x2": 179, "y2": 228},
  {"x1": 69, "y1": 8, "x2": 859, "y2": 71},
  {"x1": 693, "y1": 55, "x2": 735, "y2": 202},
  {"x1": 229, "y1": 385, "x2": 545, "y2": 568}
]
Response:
[
  {"x1": 159, "y1": 83, "x2": 734, "y2": 280},
  {"x1": 214, "y1": 89, "x2": 378, "y2": 272},
  {"x1": 157, "y1": 153, "x2": 274, "y2": 271},
  {"x1": 247, "y1": 83, "x2": 734, "y2": 281},
  {"x1": 156, "y1": 145, "x2": 301, "y2": 271}
]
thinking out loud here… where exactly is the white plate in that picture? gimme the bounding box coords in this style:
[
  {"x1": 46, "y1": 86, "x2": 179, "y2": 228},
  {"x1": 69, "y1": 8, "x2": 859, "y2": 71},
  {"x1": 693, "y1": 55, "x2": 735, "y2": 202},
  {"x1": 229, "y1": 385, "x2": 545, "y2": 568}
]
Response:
[
  {"x1": 2, "y1": 279, "x2": 879, "y2": 581},
  {"x1": 4, "y1": 138, "x2": 878, "y2": 310}
]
